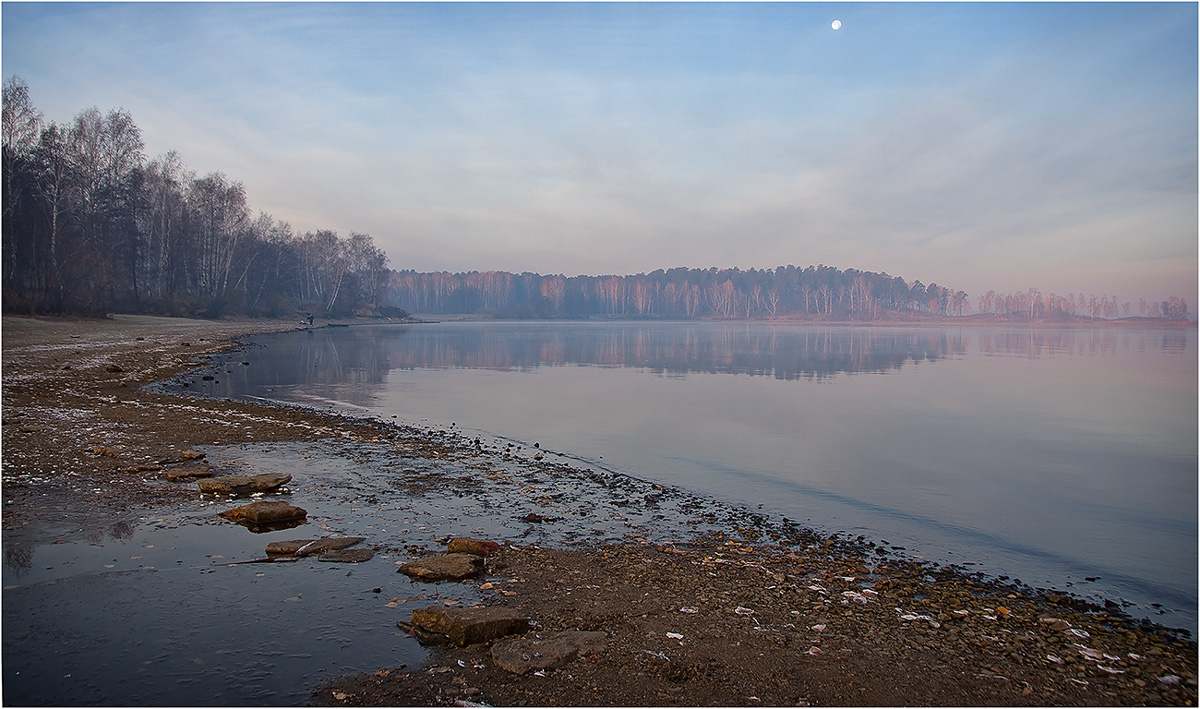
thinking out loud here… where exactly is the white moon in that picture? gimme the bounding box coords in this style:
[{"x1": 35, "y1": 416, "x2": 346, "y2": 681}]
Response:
[{"x1": 831, "y1": 19, "x2": 842, "y2": 30}]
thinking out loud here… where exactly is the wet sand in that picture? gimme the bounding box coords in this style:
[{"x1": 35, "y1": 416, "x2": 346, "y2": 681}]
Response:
[{"x1": 2, "y1": 314, "x2": 1195, "y2": 706}]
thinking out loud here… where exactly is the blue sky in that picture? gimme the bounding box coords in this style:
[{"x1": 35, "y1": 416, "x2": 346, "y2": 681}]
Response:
[{"x1": 3, "y1": 2, "x2": 1196, "y2": 302}]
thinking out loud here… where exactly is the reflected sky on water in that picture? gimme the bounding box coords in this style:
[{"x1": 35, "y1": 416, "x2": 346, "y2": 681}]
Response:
[{"x1": 194, "y1": 321, "x2": 1197, "y2": 631}]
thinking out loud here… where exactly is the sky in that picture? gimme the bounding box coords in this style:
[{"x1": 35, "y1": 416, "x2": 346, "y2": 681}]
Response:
[{"x1": 3, "y1": 2, "x2": 1196, "y2": 303}]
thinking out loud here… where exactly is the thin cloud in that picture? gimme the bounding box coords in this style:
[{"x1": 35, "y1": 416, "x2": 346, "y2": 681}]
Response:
[{"x1": 3, "y1": 2, "x2": 1194, "y2": 300}]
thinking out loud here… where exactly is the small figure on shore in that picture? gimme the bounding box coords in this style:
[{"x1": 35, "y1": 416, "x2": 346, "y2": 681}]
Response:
[{"x1": 305, "y1": 312, "x2": 314, "y2": 327}]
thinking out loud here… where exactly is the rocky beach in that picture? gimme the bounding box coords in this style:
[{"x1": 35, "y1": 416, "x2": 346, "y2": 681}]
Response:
[{"x1": 3, "y1": 314, "x2": 1196, "y2": 707}]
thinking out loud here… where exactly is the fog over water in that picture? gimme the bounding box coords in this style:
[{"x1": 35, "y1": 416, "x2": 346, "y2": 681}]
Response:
[{"x1": 201, "y1": 321, "x2": 1197, "y2": 632}]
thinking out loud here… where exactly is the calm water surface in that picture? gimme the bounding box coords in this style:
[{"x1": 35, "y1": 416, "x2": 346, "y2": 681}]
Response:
[{"x1": 207, "y1": 321, "x2": 1197, "y2": 631}]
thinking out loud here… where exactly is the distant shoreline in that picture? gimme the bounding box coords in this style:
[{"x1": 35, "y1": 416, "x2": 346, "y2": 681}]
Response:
[
  {"x1": 3, "y1": 309, "x2": 1193, "y2": 330},
  {"x1": 408, "y1": 311, "x2": 1197, "y2": 328}
]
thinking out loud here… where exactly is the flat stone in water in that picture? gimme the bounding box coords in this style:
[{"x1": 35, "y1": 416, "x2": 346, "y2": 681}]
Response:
[
  {"x1": 218, "y1": 500, "x2": 307, "y2": 526},
  {"x1": 266, "y1": 539, "x2": 318, "y2": 555},
  {"x1": 318, "y1": 548, "x2": 375, "y2": 563},
  {"x1": 265, "y1": 537, "x2": 365, "y2": 556},
  {"x1": 398, "y1": 553, "x2": 484, "y2": 581},
  {"x1": 198, "y1": 472, "x2": 291, "y2": 496},
  {"x1": 446, "y1": 537, "x2": 500, "y2": 557},
  {"x1": 165, "y1": 463, "x2": 214, "y2": 481},
  {"x1": 409, "y1": 606, "x2": 530, "y2": 646}
]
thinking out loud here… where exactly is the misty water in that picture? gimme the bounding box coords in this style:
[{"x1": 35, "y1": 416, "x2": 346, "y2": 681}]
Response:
[{"x1": 196, "y1": 320, "x2": 1197, "y2": 632}]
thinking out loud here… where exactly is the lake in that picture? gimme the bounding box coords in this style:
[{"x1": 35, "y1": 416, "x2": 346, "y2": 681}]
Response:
[{"x1": 202, "y1": 320, "x2": 1197, "y2": 632}]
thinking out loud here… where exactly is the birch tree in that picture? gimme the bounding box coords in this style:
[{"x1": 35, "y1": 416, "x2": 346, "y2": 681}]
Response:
[
  {"x1": 541, "y1": 275, "x2": 566, "y2": 315},
  {"x1": 187, "y1": 172, "x2": 248, "y2": 300},
  {"x1": 3, "y1": 77, "x2": 42, "y2": 250},
  {"x1": 32, "y1": 124, "x2": 73, "y2": 306},
  {"x1": 631, "y1": 278, "x2": 653, "y2": 315},
  {"x1": 137, "y1": 151, "x2": 189, "y2": 301}
]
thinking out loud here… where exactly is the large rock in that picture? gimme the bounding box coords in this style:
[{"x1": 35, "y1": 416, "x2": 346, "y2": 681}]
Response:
[
  {"x1": 265, "y1": 537, "x2": 366, "y2": 556},
  {"x1": 198, "y1": 472, "x2": 291, "y2": 496},
  {"x1": 409, "y1": 606, "x2": 530, "y2": 646},
  {"x1": 218, "y1": 501, "x2": 307, "y2": 527},
  {"x1": 491, "y1": 631, "x2": 607, "y2": 674},
  {"x1": 446, "y1": 537, "x2": 500, "y2": 557},
  {"x1": 398, "y1": 553, "x2": 484, "y2": 581}
]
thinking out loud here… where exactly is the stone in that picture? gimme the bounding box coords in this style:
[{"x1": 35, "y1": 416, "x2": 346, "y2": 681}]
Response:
[
  {"x1": 198, "y1": 472, "x2": 291, "y2": 496},
  {"x1": 399, "y1": 553, "x2": 484, "y2": 581},
  {"x1": 218, "y1": 501, "x2": 307, "y2": 526},
  {"x1": 446, "y1": 537, "x2": 501, "y2": 557},
  {"x1": 266, "y1": 537, "x2": 366, "y2": 556},
  {"x1": 125, "y1": 463, "x2": 162, "y2": 473},
  {"x1": 1039, "y1": 616, "x2": 1071, "y2": 632},
  {"x1": 521, "y1": 513, "x2": 556, "y2": 523},
  {"x1": 266, "y1": 539, "x2": 318, "y2": 555},
  {"x1": 318, "y1": 549, "x2": 375, "y2": 563},
  {"x1": 105, "y1": 363, "x2": 124, "y2": 373},
  {"x1": 165, "y1": 463, "x2": 214, "y2": 481},
  {"x1": 409, "y1": 606, "x2": 530, "y2": 646},
  {"x1": 491, "y1": 630, "x2": 607, "y2": 674}
]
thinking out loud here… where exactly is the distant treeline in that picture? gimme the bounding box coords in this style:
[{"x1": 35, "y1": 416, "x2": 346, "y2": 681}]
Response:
[
  {"x1": 388, "y1": 267, "x2": 1189, "y2": 322},
  {"x1": 2, "y1": 77, "x2": 391, "y2": 318},
  {"x1": 391, "y1": 266, "x2": 966, "y2": 319}
]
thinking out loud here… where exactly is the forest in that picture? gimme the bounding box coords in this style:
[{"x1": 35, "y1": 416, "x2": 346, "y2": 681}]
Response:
[
  {"x1": 1, "y1": 77, "x2": 390, "y2": 318},
  {"x1": 388, "y1": 267, "x2": 1189, "y2": 321},
  {"x1": 2, "y1": 77, "x2": 1189, "y2": 323}
]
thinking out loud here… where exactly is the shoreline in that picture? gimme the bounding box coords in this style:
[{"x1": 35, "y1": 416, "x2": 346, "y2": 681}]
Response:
[
  {"x1": 412, "y1": 312, "x2": 1198, "y2": 328},
  {"x1": 3, "y1": 314, "x2": 1196, "y2": 706}
]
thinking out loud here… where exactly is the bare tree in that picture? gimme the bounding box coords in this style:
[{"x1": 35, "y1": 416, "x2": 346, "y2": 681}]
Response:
[
  {"x1": 817, "y1": 283, "x2": 831, "y2": 315},
  {"x1": 707, "y1": 279, "x2": 735, "y2": 318},
  {"x1": 2, "y1": 76, "x2": 41, "y2": 157},
  {"x1": 631, "y1": 278, "x2": 653, "y2": 315},
  {"x1": 2, "y1": 76, "x2": 42, "y2": 257},
  {"x1": 541, "y1": 275, "x2": 566, "y2": 315},
  {"x1": 137, "y1": 151, "x2": 189, "y2": 301},
  {"x1": 683, "y1": 282, "x2": 701, "y2": 318},
  {"x1": 187, "y1": 172, "x2": 248, "y2": 300},
  {"x1": 64, "y1": 106, "x2": 144, "y2": 303},
  {"x1": 32, "y1": 124, "x2": 73, "y2": 305}
]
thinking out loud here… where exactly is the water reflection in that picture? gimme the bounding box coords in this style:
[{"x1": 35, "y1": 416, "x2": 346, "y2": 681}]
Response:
[
  {"x1": 185, "y1": 322, "x2": 1196, "y2": 633},
  {"x1": 195, "y1": 324, "x2": 1193, "y2": 401},
  {"x1": 975, "y1": 327, "x2": 1192, "y2": 358},
  {"x1": 3, "y1": 543, "x2": 32, "y2": 574},
  {"x1": 392, "y1": 324, "x2": 974, "y2": 380},
  {"x1": 211, "y1": 324, "x2": 977, "y2": 395},
  {"x1": 4, "y1": 514, "x2": 138, "y2": 577}
]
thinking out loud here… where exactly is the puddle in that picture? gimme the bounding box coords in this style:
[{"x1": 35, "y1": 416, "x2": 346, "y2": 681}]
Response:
[{"x1": 3, "y1": 436, "x2": 767, "y2": 706}]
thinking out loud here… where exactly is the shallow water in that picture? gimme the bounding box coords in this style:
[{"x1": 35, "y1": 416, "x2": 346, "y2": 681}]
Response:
[
  {"x1": 188, "y1": 321, "x2": 1197, "y2": 632},
  {"x1": 3, "y1": 436, "x2": 748, "y2": 706}
]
